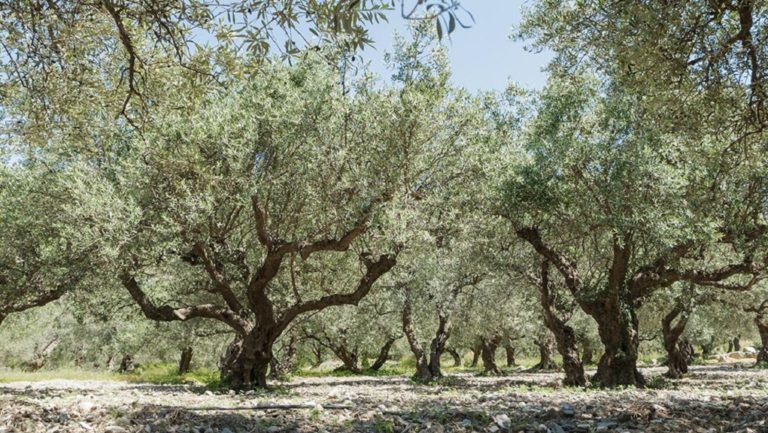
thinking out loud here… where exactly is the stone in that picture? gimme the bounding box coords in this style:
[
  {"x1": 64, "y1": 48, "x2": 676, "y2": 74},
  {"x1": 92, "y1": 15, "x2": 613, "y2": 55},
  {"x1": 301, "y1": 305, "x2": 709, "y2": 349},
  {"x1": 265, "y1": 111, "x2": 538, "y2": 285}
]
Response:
[
  {"x1": 596, "y1": 421, "x2": 618, "y2": 432},
  {"x1": 560, "y1": 404, "x2": 575, "y2": 417},
  {"x1": 547, "y1": 423, "x2": 567, "y2": 433},
  {"x1": 104, "y1": 427, "x2": 129, "y2": 433},
  {"x1": 493, "y1": 414, "x2": 511, "y2": 429},
  {"x1": 421, "y1": 424, "x2": 445, "y2": 433}
]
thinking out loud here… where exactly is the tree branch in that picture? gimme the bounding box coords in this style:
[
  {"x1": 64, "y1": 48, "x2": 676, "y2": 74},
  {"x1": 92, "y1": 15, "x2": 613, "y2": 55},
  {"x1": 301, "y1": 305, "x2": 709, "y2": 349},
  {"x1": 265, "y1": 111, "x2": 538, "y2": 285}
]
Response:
[
  {"x1": 277, "y1": 253, "x2": 397, "y2": 330},
  {"x1": 120, "y1": 272, "x2": 250, "y2": 334}
]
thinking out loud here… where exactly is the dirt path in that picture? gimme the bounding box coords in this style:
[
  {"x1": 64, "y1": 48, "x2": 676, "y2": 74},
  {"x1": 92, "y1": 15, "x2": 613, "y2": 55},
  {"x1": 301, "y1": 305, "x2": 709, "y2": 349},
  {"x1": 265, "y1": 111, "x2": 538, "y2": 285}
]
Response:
[{"x1": 2, "y1": 364, "x2": 768, "y2": 432}]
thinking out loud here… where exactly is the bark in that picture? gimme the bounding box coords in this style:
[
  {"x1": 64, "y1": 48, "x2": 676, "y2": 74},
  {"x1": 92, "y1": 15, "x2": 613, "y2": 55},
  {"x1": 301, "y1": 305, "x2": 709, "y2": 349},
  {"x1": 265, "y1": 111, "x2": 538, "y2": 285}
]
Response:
[
  {"x1": 582, "y1": 340, "x2": 594, "y2": 365},
  {"x1": 220, "y1": 334, "x2": 273, "y2": 388},
  {"x1": 480, "y1": 334, "x2": 502, "y2": 375},
  {"x1": 591, "y1": 308, "x2": 645, "y2": 387},
  {"x1": 531, "y1": 337, "x2": 558, "y2": 371},
  {"x1": 536, "y1": 261, "x2": 586, "y2": 386},
  {"x1": 21, "y1": 337, "x2": 60, "y2": 372},
  {"x1": 118, "y1": 354, "x2": 135, "y2": 373},
  {"x1": 504, "y1": 344, "x2": 516, "y2": 367},
  {"x1": 402, "y1": 289, "x2": 435, "y2": 381},
  {"x1": 310, "y1": 342, "x2": 324, "y2": 368},
  {"x1": 734, "y1": 335, "x2": 742, "y2": 352},
  {"x1": 330, "y1": 344, "x2": 362, "y2": 374},
  {"x1": 661, "y1": 302, "x2": 690, "y2": 379},
  {"x1": 755, "y1": 317, "x2": 768, "y2": 365},
  {"x1": 446, "y1": 348, "x2": 462, "y2": 367},
  {"x1": 728, "y1": 339, "x2": 734, "y2": 353},
  {"x1": 470, "y1": 343, "x2": 481, "y2": 368},
  {"x1": 270, "y1": 335, "x2": 298, "y2": 380},
  {"x1": 178, "y1": 346, "x2": 193, "y2": 374},
  {"x1": 370, "y1": 337, "x2": 397, "y2": 371}
]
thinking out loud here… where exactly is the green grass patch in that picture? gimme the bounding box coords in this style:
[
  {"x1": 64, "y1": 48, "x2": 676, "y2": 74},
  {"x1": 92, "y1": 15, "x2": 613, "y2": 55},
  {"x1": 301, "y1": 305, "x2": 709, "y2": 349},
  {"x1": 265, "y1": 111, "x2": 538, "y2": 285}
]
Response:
[
  {"x1": 295, "y1": 365, "x2": 408, "y2": 378},
  {"x1": 121, "y1": 363, "x2": 220, "y2": 388},
  {"x1": 0, "y1": 369, "x2": 117, "y2": 383}
]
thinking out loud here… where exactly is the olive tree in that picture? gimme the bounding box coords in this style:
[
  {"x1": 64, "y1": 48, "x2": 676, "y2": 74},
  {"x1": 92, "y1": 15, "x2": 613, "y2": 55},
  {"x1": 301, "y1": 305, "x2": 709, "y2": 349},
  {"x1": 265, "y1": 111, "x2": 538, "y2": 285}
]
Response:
[{"x1": 501, "y1": 74, "x2": 767, "y2": 387}]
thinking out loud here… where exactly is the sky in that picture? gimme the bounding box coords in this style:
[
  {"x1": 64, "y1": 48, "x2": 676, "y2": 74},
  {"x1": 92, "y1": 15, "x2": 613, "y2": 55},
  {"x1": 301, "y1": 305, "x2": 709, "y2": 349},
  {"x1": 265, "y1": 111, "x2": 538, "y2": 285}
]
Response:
[{"x1": 362, "y1": 1, "x2": 552, "y2": 91}]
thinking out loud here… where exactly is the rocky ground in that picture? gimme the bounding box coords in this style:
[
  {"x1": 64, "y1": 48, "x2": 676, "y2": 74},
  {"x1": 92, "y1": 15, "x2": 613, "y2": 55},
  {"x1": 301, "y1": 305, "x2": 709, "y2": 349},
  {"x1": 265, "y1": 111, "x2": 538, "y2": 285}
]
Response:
[{"x1": 2, "y1": 363, "x2": 768, "y2": 433}]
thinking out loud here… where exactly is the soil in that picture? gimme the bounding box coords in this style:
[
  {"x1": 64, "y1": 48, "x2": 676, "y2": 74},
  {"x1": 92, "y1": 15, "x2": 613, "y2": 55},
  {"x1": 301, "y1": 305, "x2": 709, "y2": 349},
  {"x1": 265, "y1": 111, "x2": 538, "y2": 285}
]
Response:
[{"x1": 2, "y1": 363, "x2": 767, "y2": 432}]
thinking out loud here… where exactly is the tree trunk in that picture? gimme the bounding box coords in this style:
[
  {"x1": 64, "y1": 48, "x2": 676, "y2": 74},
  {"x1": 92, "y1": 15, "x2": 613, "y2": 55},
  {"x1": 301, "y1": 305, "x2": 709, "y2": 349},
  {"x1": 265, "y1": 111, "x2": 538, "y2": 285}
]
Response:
[
  {"x1": 270, "y1": 335, "x2": 298, "y2": 380},
  {"x1": 118, "y1": 354, "x2": 135, "y2": 373},
  {"x1": 536, "y1": 262, "x2": 585, "y2": 385},
  {"x1": 592, "y1": 306, "x2": 645, "y2": 387},
  {"x1": 662, "y1": 303, "x2": 690, "y2": 379},
  {"x1": 220, "y1": 334, "x2": 273, "y2": 389},
  {"x1": 734, "y1": 335, "x2": 741, "y2": 352},
  {"x1": 178, "y1": 346, "x2": 193, "y2": 374},
  {"x1": 728, "y1": 338, "x2": 734, "y2": 353},
  {"x1": 755, "y1": 318, "x2": 768, "y2": 365},
  {"x1": 504, "y1": 344, "x2": 516, "y2": 367},
  {"x1": 532, "y1": 336, "x2": 558, "y2": 371},
  {"x1": 480, "y1": 335, "x2": 502, "y2": 375},
  {"x1": 582, "y1": 340, "x2": 594, "y2": 365},
  {"x1": 310, "y1": 343, "x2": 324, "y2": 368},
  {"x1": 370, "y1": 337, "x2": 397, "y2": 371},
  {"x1": 402, "y1": 290, "x2": 434, "y2": 381},
  {"x1": 470, "y1": 342, "x2": 481, "y2": 368},
  {"x1": 330, "y1": 344, "x2": 361, "y2": 374},
  {"x1": 446, "y1": 348, "x2": 462, "y2": 367}
]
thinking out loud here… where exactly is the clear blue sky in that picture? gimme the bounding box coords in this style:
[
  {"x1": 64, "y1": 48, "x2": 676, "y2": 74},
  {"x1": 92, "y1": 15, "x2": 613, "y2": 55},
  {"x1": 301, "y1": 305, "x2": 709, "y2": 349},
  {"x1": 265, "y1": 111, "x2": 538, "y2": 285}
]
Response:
[{"x1": 363, "y1": 1, "x2": 551, "y2": 91}]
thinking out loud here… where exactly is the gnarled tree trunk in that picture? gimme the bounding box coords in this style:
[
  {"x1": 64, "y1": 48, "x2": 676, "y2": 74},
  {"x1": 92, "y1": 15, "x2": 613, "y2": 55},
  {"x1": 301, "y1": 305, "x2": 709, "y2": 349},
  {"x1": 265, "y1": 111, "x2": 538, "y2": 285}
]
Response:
[
  {"x1": 470, "y1": 342, "x2": 481, "y2": 368},
  {"x1": 178, "y1": 346, "x2": 193, "y2": 374},
  {"x1": 531, "y1": 336, "x2": 558, "y2": 371},
  {"x1": 537, "y1": 261, "x2": 586, "y2": 386},
  {"x1": 662, "y1": 302, "x2": 690, "y2": 379},
  {"x1": 446, "y1": 348, "x2": 462, "y2": 367},
  {"x1": 592, "y1": 306, "x2": 645, "y2": 387},
  {"x1": 480, "y1": 334, "x2": 502, "y2": 375},
  {"x1": 581, "y1": 339, "x2": 594, "y2": 365},
  {"x1": 270, "y1": 335, "x2": 298, "y2": 380},
  {"x1": 755, "y1": 315, "x2": 768, "y2": 365},
  {"x1": 402, "y1": 289, "x2": 441, "y2": 381},
  {"x1": 220, "y1": 333, "x2": 274, "y2": 388},
  {"x1": 370, "y1": 337, "x2": 398, "y2": 371},
  {"x1": 504, "y1": 343, "x2": 516, "y2": 367}
]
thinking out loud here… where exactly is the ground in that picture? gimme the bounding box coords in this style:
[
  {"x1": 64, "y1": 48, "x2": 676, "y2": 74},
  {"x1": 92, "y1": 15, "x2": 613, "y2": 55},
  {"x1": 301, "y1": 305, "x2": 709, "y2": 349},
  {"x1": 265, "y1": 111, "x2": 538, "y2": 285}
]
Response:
[{"x1": 2, "y1": 364, "x2": 767, "y2": 433}]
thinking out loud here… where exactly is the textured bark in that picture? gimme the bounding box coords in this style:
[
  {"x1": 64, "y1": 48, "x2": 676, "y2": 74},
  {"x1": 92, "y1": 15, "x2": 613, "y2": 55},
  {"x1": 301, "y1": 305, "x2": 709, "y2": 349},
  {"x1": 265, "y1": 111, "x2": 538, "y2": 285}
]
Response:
[
  {"x1": 531, "y1": 337, "x2": 558, "y2": 371},
  {"x1": 662, "y1": 302, "x2": 690, "y2": 379},
  {"x1": 330, "y1": 344, "x2": 362, "y2": 374},
  {"x1": 480, "y1": 335, "x2": 502, "y2": 375},
  {"x1": 370, "y1": 337, "x2": 397, "y2": 371},
  {"x1": 220, "y1": 334, "x2": 274, "y2": 388},
  {"x1": 734, "y1": 335, "x2": 742, "y2": 352},
  {"x1": 178, "y1": 346, "x2": 193, "y2": 374},
  {"x1": 402, "y1": 289, "x2": 436, "y2": 381},
  {"x1": 536, "y1": 261, "x2": 586, "y2": 386},
  {"x1": 270, "y1": 335, "x2": 298, "y2": 380},
  {"x1": 592, "y1": 308, "x2": 645, "y2": 387},
  {"x1": 21, "y1": 337, "x2": 60, "y2": 372},
  {"x1": 310, "y1": 342, "x2": 324, "y2": 368},
  {"x1": 582, "y1": 340, "x2": 594, "y2": 365},
  {"x1": 118, "y1": 354, "x2": 135, "y2": 373},
  {"x1": 504, "y1": 344, "x2": 516, "y2": 367},
  {"x1": 446, "y1": 348, "x2": 462, "y2": 367},
  {"x1": 755, "y1": 316, "x2": 768, "y2": 365},
  {"x1": 470, "y1": 343, "x2": 481, "y2": 368}
]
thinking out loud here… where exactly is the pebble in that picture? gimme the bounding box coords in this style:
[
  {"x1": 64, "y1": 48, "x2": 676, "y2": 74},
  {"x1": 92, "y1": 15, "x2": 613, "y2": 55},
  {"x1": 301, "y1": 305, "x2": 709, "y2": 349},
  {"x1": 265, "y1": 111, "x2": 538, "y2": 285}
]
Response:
[{"x1": 560, "y1": 403, "x2": 575, "y2": 417}]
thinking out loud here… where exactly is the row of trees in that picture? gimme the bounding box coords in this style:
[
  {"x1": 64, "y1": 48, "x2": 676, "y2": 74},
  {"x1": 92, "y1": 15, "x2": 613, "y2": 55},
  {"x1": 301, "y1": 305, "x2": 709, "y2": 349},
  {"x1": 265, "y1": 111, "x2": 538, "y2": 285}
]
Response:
[{"x1": 2, "y1": 1, "x2": 768, "y2": 388}]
